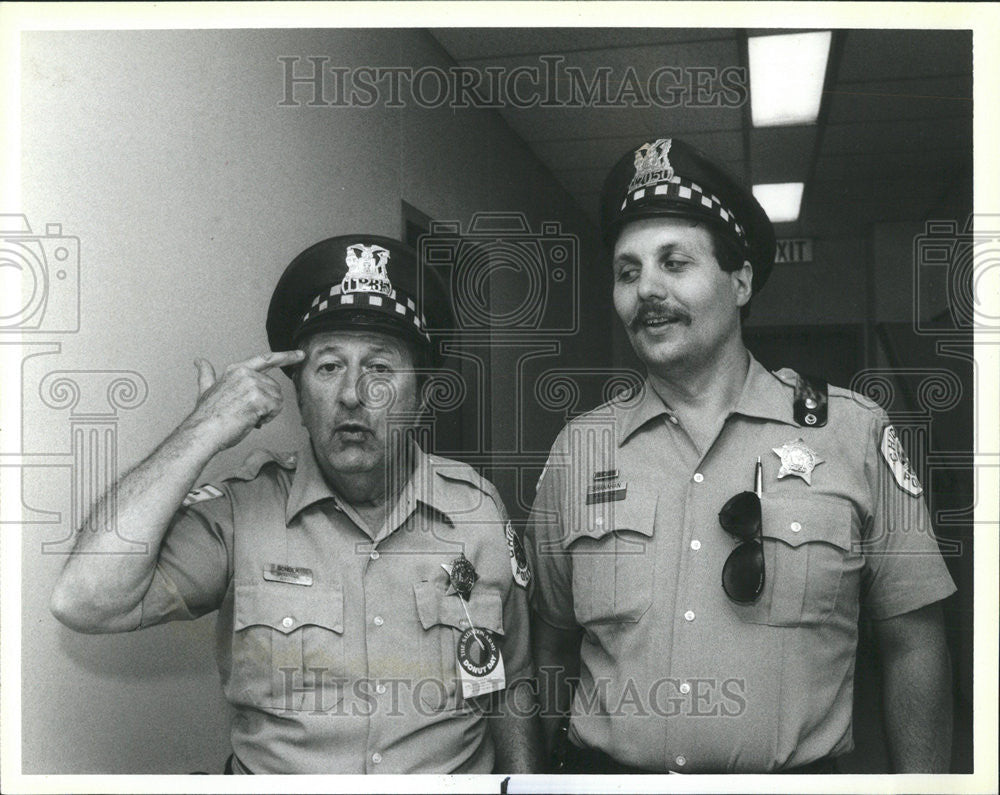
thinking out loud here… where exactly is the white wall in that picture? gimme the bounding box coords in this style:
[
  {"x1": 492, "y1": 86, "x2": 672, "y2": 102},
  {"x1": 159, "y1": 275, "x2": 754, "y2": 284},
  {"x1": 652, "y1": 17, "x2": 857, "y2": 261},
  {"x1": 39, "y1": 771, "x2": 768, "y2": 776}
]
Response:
[{"x1": 18, "y1": 28, "x2": 606, "y2": 773}]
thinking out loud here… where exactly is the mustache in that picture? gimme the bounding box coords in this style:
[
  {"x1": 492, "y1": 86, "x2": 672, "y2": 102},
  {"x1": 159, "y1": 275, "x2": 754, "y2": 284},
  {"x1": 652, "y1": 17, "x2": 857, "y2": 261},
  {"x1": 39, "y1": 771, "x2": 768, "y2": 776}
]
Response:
[{"x1": 629, "y1": 302, "x2": 692, "y2": 331}]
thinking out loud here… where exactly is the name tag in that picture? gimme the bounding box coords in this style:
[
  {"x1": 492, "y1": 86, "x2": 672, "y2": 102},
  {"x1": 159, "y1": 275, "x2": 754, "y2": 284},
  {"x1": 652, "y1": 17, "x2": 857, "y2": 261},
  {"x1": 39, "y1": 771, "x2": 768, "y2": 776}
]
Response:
[
  {"x1": 263, "y1": 563, "x2": 314, "y2": 587},
  {"x1": 586, "y1": 483, "x2": 627, "y2": 504}
]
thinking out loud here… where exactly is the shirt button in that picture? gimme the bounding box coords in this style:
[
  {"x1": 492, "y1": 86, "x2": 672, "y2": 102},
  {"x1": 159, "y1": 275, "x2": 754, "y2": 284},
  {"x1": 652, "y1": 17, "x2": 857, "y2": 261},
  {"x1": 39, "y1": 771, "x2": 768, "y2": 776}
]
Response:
[
  {"x1": 790, "y1": 521, "x2": 802, "y2": 533},
  {"x1": 281, "y1": 616, "x2": 294, "y2": 628},
  {"x1": 679, "y1": 682, "x2": 691, "y2": 694},
  {"x1": 370, "y1": 549, "x2": 380, "y2": 560},
  {"x1": 459, "y1": 619, "x2": 469, "y2": 628},
  {"x1": 595, "y1": 517, "x2": 604, "y2": 526},
  {"x1": 669, "y1": 415, "x2": 679, "y2": 425},
  {"x1": 375, "y1": 683, "x2": 387, "y2": 695},
  {"x1": 693, "y1": 473, "x2": 704, "y2": 483},
  {"x1": 684, "y1": 610, "x2": 695, "y2": 622},
  {"x1": 675, "y1": 755, "x2": 687, "y2": 767},
  {"x1": 373, "y1": 615, "x2": 384, "y2": 627},
  {"x1": 371, "y1": 752, "x2": 382, "y2": 765},
  {"x1": 690, "y1": 539, "x2": 701, "y2": 551}
]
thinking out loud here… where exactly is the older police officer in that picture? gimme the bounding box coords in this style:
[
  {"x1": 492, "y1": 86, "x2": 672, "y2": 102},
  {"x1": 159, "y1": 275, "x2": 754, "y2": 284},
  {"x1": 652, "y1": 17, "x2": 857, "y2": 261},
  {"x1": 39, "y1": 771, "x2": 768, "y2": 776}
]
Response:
[
  {"x1": 51, "y1": 235, "x2": 540, "y2": 774},
  {"x1": 526, "y1": 138, "x2": 956, "y2": 774}
]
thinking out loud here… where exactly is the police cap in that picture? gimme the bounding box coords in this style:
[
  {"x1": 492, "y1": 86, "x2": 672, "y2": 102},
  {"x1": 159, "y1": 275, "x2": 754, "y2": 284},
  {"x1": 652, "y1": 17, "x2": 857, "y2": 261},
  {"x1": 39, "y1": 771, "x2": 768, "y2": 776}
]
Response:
[
  {"x1": 266, "y1": 234, "x2": 453, "y2": 370},
  {"x1": 600, "y1": 137, "x2": 776, "y2": 291}
]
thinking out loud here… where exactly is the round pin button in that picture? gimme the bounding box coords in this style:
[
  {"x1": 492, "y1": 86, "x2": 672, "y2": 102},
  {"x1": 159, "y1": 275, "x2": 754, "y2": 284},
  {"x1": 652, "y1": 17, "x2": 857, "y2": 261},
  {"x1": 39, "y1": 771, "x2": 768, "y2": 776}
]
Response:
[
  {"x1": 459, "y1": 619, "x2": 469, "y2": 628},
  {"x1": 595, "y1": 517, "x2": 604, "y2": 526},
  {"x1": 281, "y1": 616, "x2": 294, "y2": 628},
  {"x1": 690, "y1": 539, "x2": 701, "y2": 551},
  {"x1": 693, "y1": 473, "x2": 704, "y2": 483},
  {"x1": 675, "y1": 755, "x2": 687, "y2": 767},
  {"x1": 373, "y1": 615, "x2": 384, "y2": 626},
  {"x1": 679, "y1": 682, "x2": 691, "y2": 694},
  {"x1": 684, "y1": 610, "x2": 695, "y2": 622},
  {"x1": 790, "y1": 521, "x2": 802, "y2": 533},
  {"x1": 371, "y1": 752, "x2": 382, "y2": 765},
  {"x1": 376, "y1": 683, "x2": 387, "y2": 695}
]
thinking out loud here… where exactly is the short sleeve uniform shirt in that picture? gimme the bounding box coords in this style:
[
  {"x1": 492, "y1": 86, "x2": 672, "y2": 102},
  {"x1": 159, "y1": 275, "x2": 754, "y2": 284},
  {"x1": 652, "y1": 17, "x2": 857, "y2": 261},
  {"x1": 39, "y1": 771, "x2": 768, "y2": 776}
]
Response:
[
  {"x1": 525, "y1": 356, "x2": 956, "y2": 773},
  {"x1": 139, "y1": 442, "x2": 532, "y2": 774}
]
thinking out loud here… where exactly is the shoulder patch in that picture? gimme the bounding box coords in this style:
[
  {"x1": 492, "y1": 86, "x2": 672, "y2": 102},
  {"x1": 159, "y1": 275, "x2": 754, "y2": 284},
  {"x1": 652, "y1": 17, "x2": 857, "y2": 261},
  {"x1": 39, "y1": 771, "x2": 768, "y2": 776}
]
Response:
[
  {"x1": 182, "y1": 483, "x2": 224, "y2": 507},
  {"x1": 231, "y1": 449, "x2": 298, "y2": 482},
  {"x1": 880, "y1": 425, "x2": 923, "y2": 496},
  {"x1": 505, "y1": 521, "x2": 531, "y2": 588}
]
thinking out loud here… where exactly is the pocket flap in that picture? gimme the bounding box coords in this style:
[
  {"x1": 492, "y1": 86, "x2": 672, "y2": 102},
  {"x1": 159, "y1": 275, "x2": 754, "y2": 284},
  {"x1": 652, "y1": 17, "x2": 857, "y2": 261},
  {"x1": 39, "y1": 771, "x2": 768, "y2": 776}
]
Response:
[
  {"x1": 412, "y1": 581, "x2": 504, "y2": 634},
  {"x1": 564, "y1": 486, "x2": 657, "y2": 547},
  {"x1": 234, "y1": 582, "x2": 344, "y2": 634},
  {"x1": 762, "y1": 496, "x2": 851, "y2": 551}
]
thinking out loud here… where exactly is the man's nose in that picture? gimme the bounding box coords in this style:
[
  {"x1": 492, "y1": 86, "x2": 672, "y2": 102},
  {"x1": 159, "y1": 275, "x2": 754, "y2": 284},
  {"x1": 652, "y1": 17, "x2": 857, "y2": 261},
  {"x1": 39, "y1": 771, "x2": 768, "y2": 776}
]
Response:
[
  {"x1": 635, "y1": 263, "x2": 667, "y2": 302},
  {"x1": 336, "y1": 366, "x2": 363, "y2": 408}
]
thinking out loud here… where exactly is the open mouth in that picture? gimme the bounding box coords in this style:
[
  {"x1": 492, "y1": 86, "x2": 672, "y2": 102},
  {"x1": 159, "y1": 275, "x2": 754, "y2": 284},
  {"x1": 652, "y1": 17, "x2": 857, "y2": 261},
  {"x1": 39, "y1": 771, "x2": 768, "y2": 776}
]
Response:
[
  {"x1": 637, "y1": 313, "x2": 686, "y2": 331},
  {"x1": 334, "y1": 422, "x2": 372, "y2": 437}
]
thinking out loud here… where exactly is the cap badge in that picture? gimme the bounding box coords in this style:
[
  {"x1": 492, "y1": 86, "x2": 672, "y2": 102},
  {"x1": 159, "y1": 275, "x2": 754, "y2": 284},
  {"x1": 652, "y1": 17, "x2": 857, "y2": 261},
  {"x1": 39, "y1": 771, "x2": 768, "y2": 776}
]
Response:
[
  {"x1": 772, "y1": 438, "x2": 824, "y2": 485},
  {"x1": 342, "y1": 243, "x2": 392, "y2": 296},
  {"x1": 628, "y1": 138, "x2": 675, "y2": 192}
]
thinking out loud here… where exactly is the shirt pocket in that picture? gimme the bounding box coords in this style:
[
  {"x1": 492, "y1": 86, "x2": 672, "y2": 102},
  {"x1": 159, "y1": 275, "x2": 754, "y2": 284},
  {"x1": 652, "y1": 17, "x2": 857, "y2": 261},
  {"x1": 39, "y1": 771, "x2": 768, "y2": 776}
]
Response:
[
  {"x1": 412, "y1": 581, "x2": 505, "y2": 711},
  {"x1": 232, "y1": 581, "x2": 346, "y2": 712},
  {"x1": 565, "y1": 488, "x2": 656, "y2": 626},
  {"x1": 732, "y1": 496, "x2": 854, "y2": 627}
]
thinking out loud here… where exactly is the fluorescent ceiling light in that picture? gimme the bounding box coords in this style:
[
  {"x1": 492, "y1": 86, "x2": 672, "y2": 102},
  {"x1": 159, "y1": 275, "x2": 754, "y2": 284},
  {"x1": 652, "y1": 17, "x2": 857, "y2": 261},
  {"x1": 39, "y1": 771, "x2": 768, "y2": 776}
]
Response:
[
  {"x1": 753, "y1": 183, "x2": 804, "y2": 223},
  {"x1": 749, "y1": 31, "x2": 832, "y2": 126}
]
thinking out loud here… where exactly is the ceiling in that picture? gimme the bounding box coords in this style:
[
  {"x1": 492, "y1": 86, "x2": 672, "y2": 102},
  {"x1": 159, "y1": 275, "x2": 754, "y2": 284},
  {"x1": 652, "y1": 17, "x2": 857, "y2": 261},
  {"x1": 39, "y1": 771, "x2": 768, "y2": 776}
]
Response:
[{"x1": 428, "y1": 28, "x2": 973, "y2": 240}]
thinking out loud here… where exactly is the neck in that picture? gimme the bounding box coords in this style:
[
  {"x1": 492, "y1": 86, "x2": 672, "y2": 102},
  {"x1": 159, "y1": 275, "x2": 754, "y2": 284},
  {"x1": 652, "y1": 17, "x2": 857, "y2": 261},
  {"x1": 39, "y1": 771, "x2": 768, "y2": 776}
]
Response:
[
  {"x1": 314, "y1": 440, "x2": 416, "y2": 508},
  {"x1": 647, "y1": 338, "x2": 751, "y2": 418}
]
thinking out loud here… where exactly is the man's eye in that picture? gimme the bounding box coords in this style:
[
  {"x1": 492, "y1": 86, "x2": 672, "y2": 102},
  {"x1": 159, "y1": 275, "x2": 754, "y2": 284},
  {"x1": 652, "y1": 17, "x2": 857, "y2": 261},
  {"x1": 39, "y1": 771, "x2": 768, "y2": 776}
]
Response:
[
  {"x1": 616, "y1": 268, "x2": 638, "y2": 283},
  {"x1": 366, "y1": 363, "x2": 391, "y2": 374},
  {"x1": 317, "y1": 362, "x2": 341, "y2": 373}
]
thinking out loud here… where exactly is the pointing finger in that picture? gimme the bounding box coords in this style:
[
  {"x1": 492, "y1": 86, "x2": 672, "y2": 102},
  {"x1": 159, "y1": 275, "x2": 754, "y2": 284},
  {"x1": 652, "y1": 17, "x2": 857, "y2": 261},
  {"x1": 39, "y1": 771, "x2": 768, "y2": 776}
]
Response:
[
  {"x1": 195, "y1": 358, "x2": 216, "y2": 396},
  {"x1": 243, "y1": 350, "x2": 306, "y2": 372}
]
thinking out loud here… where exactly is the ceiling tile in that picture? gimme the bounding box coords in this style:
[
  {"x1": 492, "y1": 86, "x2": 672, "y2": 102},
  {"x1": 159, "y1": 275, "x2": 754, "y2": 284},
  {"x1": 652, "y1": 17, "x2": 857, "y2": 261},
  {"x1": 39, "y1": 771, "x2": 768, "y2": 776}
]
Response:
[
  {"x1": 837, "y1": 30, "x2": 972, "y2": 82},
  {"x1": 430, "y1": 28, "x2": 733, "y2": 62}
]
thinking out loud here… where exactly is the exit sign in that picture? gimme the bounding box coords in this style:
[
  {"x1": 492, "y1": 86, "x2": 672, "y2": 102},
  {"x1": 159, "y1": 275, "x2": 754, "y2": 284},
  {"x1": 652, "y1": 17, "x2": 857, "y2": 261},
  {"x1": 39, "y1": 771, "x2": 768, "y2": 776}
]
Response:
[{"x1": 775, "y1": 238, "x2": 814, "y2": 264}]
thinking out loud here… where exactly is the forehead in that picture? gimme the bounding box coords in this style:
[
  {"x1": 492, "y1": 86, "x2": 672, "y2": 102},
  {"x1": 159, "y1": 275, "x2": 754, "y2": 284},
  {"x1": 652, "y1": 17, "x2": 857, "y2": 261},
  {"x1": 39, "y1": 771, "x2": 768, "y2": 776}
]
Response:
[
  {"x1": 302, "y1": 329, "x2": 414, "y2": 361},
  {"x1": 613, "y1": 216, "x2": 716, "y2": 260}
]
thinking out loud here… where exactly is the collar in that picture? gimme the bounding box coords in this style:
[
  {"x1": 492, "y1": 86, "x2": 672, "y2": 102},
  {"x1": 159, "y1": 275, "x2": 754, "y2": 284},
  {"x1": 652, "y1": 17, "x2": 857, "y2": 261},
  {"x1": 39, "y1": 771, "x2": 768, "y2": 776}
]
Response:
[
  {"x1": 284, "y1": 438, "x2": 455, "y2": 526},
  {"x1": 617, "y1": 353, "x2": 797, "y2": 447}
]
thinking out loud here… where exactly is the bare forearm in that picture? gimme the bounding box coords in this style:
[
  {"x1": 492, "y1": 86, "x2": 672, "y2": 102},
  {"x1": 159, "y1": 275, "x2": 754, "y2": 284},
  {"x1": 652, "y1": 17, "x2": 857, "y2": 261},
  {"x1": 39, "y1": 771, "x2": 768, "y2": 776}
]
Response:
[
  {"x1": 488, "y1": 680, "x2": 543, "y2": 773},
  {"x1": 875, "y1": 603, "x2": 953, "y2": 772},
  {"x1": 50, "y1": 350, "x2": 303, "y2": 633},
  {"x1": 49, "y1": 418, "x2": 220, "y2": 632}
]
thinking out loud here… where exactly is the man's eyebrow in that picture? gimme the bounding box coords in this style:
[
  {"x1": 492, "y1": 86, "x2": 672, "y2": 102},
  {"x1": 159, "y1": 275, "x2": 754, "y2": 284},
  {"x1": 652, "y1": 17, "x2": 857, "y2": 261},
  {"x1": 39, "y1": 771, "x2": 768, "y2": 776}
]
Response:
[
  {"x1": 613, "y1": 243, "x2": 683, "y2": 266},
  {"x1": 309, "y1": 343, "x2": 401, "y2": 357}
]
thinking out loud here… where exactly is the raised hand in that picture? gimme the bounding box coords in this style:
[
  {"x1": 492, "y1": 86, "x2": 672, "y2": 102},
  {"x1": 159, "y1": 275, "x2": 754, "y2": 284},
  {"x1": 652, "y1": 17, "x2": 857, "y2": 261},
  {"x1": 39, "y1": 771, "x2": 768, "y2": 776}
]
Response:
[{"x1": 183, "y1": 350, "x2": 305, "y2": 453}]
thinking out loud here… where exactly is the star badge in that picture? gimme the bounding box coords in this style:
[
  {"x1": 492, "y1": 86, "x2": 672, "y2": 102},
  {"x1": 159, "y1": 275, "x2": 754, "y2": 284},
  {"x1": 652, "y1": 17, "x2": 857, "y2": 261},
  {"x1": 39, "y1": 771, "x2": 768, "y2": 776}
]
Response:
[{"x1": 772, "y1": 438, "x2": 824, "y2": 485}]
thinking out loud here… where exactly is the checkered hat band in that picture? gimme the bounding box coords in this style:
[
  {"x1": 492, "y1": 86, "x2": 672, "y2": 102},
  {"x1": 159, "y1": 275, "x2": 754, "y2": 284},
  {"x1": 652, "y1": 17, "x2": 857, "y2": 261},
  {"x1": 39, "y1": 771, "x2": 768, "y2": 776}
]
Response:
[
  {"x1": 621, "y1": 177, "x2": 747, "y2": 245},
  {"x1": 301, "y1": 287, "x2": 430, "y2": 342}
]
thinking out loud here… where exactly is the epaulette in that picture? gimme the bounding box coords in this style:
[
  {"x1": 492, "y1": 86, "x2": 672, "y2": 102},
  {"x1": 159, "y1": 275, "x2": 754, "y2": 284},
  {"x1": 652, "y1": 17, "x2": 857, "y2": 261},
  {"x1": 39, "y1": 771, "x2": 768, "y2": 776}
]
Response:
[
  {"x1": 230, "y1": 449, "x2": 299, "y2": 482},
  {"x1": 772, "y1": 368, "x2": 828, "y2": 427}
]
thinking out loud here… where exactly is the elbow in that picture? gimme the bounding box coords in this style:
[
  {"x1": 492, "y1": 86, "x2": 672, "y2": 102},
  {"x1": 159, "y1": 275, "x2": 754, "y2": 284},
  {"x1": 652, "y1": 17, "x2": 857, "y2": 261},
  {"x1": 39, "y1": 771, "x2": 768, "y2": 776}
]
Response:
[{"x1": 49, "y1": 580, "x2": 124, "y2": 634}]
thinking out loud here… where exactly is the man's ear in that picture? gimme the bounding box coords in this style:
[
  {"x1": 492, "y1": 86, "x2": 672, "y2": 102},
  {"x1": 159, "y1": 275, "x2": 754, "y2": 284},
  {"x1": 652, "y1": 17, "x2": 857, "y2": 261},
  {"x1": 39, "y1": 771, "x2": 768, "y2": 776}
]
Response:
[{"x1": 733, "y1": 260, "x2": 753, "y2": 307}]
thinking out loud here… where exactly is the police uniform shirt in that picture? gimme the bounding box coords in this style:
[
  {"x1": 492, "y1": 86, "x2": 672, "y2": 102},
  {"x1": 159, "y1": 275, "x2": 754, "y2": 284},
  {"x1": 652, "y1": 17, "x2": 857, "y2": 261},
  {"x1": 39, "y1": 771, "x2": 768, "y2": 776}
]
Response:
[
  {"x1": 138, "y1": 442, "x2": 532, "y2": 774},
  {"x1": 525, "y1": 355, "x2": 956, "y2": 773}
]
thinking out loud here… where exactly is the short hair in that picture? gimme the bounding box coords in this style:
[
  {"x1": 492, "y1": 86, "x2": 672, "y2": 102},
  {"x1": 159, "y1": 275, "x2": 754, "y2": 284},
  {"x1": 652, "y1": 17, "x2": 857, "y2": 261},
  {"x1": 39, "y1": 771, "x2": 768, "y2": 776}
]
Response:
[{"x1": 704, "y1": 224, "x2": 753, "y2": 323}]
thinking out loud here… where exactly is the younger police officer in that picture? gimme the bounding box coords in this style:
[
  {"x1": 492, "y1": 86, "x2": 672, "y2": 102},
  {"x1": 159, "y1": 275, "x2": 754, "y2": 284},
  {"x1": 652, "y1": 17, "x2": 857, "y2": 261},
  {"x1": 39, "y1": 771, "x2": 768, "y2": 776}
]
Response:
[
  {"x1": 526, "y1": 138, "x2": 956, "y2": 774},
  {"x1": 51, "y1": 235, "x2": 540, "y2": 774}
]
